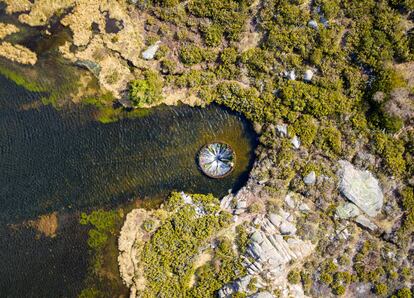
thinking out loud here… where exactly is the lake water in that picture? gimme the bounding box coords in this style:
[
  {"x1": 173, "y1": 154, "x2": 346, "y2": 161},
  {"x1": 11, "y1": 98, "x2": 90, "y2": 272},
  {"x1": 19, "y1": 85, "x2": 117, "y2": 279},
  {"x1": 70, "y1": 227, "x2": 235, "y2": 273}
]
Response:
[{"x1": 0, "y1": 74, "x2": 257, "y2": 297}]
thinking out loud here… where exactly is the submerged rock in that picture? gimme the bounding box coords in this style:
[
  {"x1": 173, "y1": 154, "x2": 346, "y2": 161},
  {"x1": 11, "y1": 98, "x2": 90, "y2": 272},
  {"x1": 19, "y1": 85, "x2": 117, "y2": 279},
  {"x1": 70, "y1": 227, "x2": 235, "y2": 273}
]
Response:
[{"x1": 338, "y1": 160, "x2": 383, "y2": 217}]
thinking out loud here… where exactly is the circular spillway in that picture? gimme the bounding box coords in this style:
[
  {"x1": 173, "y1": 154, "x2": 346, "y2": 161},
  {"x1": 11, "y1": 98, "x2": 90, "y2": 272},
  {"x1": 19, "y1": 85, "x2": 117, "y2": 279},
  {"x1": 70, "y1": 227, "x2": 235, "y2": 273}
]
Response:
[{"x1": 198, "y1": 142, "x2": 235, "y2": 178}]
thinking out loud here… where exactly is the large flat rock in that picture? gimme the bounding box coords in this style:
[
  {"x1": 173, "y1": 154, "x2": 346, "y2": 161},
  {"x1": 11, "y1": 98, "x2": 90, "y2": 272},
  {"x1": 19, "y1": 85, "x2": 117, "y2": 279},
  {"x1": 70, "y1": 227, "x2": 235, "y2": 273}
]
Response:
[{"x1": 338, "y1": 160, "x2": 383, "y2": 217}]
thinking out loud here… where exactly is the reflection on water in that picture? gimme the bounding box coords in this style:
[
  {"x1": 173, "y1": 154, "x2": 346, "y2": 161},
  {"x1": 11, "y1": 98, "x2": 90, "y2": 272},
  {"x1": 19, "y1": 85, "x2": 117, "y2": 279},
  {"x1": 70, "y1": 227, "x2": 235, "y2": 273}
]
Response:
[{"x1": 0, "y1": 75, "x2": 257, "y2": 297}]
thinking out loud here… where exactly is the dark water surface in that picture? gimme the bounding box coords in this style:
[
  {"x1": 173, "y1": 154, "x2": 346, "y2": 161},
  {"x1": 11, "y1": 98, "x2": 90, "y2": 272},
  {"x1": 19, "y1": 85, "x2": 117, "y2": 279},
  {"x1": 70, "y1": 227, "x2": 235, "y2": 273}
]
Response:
[{"x1": 0, "y1": 75, "x2": 257, "y2": 297}]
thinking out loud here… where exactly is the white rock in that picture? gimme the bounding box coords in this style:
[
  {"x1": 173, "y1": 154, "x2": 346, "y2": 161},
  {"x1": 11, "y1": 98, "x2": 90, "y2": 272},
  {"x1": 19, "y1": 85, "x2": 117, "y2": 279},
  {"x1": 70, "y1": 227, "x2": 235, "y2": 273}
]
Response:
[
  {"x1": 280, "y1": 221, "x2": 297, "y2": 235},
  {"x1": 279, "y1": 209, "x2": 291, "y2": 220},
  {"x1": 268, "y1": 213, "x2": 283, "y2": 227},
  {"x1": 304, "y1": 69, "x2": 314, "y2": 81},
  {"x1": 338, "y1": 160, "x2": 383, "y2": 217},
  {"x1": 142, "y1": 41, "x2": 161, "y2": 60},
  {"x1": 181, "y1": 192, "x2": 193, "y2": 204},
  {"x1": 276, "y1": 123, "x2": 288, "y2": 136},
  {"x1": 308, "y1": 20, "x2": 318, "y2": 29},
  {"x1": 237, "y1": 200, "x2": 247, "y2": 209},
  {"x1": 287, "y1": 70, "x2": 296, "y2": 80},
  {"x1": 291, "y1": 135, "x2": 301, "y2": 149},
  {"x1": 303, "y1": 171, "x2": 316, "y2": 185}
]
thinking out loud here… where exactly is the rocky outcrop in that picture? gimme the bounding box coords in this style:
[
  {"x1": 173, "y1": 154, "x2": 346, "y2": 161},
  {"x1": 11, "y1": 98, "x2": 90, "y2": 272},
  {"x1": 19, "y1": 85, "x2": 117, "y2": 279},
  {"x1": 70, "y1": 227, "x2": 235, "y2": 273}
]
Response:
[
  {"x1": 0, "y1": 42, "x2": 37, "y2": 65},
  {"x1": 244, "y1": 227, "x2": 313, "y2": 280},
  {"x1": 118, "y1": 209, "x2": 154, "y2": 294},
  {"x1": 338, "y1": 160, "x2": 383, "y2": 217}
]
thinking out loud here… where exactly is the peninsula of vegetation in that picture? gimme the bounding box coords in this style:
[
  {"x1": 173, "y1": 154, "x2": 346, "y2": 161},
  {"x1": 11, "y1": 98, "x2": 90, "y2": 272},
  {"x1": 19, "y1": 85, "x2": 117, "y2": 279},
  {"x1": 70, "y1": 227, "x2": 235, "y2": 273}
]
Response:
[{"x1": 0, "y1": 0, "x2": 413, "y2": 297}]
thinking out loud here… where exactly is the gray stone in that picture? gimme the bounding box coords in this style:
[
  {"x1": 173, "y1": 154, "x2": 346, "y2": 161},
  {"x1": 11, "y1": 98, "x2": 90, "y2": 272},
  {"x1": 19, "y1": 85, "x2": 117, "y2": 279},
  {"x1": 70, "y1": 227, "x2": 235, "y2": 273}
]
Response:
[
  {"x1": 280, "y1": 221, "x2": 297, "y2": 235},
  {"x1": 142, "y1": 41, "x2": 160, "y2": 60},
  {"x1": 284, "y1": 194, "x2": 296, "y2": 209},
  {"x1": 338, "y1": 160, "x2": 383, "y2": 217},
  {"x1": 276, "y1": 124, "x2": 288, "y2": 136},
  {"x1": 355, "y1": 215, "x2": 377, "y2": 231},
  {"x1": 336, "y1": 202, "x2": 360, "y2": 219},
  {"x1": 308, "y1": 20, "x2": 318, "y2": 29},
  {"x1": 303, "y1": 171, "x2": 316, "y2": 185},
  {"x1": 268, "y1": 213, "x2": 282, "y2": 227}
]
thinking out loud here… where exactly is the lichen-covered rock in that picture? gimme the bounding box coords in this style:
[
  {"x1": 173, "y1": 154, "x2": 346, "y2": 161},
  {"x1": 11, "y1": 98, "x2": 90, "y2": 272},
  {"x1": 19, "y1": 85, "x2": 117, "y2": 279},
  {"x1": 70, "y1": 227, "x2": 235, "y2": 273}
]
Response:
[
  {"x1": 338, "y1": 160, "x2": 383, "y2": 217},
  {"x1": 336, "y1": 202, "x2": 360, "y2": 219}
]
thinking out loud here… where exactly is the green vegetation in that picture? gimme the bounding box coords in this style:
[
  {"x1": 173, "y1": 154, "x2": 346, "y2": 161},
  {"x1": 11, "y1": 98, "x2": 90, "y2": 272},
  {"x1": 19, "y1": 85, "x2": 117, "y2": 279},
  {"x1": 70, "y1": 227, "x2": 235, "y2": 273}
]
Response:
[
  {"x1": 80, "y1": 209, "x2": 121, "y2": 250},
  {"x1": 0, "y1": 65, "x2": 45, "y2": 92},
  {"x1": 129, "y1": 70, "x2": 163, "y2": 107},
  {"x1": 139, "y1": 192, "x2": 244, "y2": 297},
  {"x1": 287, "y1": 270, "x2": 301, "y2": 284},
  {"x1": 179, "y1": 44, "x2": 205, "y2": 65}
]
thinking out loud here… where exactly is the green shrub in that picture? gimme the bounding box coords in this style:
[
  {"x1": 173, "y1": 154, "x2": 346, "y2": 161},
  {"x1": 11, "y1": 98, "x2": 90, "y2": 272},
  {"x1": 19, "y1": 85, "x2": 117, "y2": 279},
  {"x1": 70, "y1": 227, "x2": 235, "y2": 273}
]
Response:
[
  {"x1": 375, "y1": 283, "x2": 388, "y2": 296},
  {"x1": 179, "y1": 44, "x2": 204, "y2": 65},
  {"x1": 140, "y1": 192, "x2": 243, "y2": 297},
  {"x1": 320, "y1": 272, "x2": 333, "y2": 285},
  {"x1": 332, "y1": 284, "x2": 346, "y2": 296},
  {"x1": 315, "y1": 124, "x2": 342, "y2": 155},
  {"x1": 292, "y1": 115, "x2": 318, "y2": 147},
  {"x1": 202, "y1": 24, "x2": 223, "y2": 47},
  {"x1": 397, "y1": 288, "x2": 412, "y2": 298},
  {"x1": 288, "y1": 270, "x2": 301, "y2": 284},
  {"x1": 372, "y1": 132, "x2": 406, "y2": 176},
  {"x1": 129, "y1": 70, "x2": 163, "y2": 107}
]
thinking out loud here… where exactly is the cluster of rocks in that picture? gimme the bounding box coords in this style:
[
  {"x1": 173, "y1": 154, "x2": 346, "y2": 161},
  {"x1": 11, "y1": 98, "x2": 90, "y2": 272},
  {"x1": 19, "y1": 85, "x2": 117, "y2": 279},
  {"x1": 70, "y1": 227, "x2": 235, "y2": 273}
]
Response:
[
  {"x1": 283, "y1": 69, "x2": 315, "y2": 82},
  {"x1": 220, "y1": 186, "x2": 314, "y2": 298}
]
